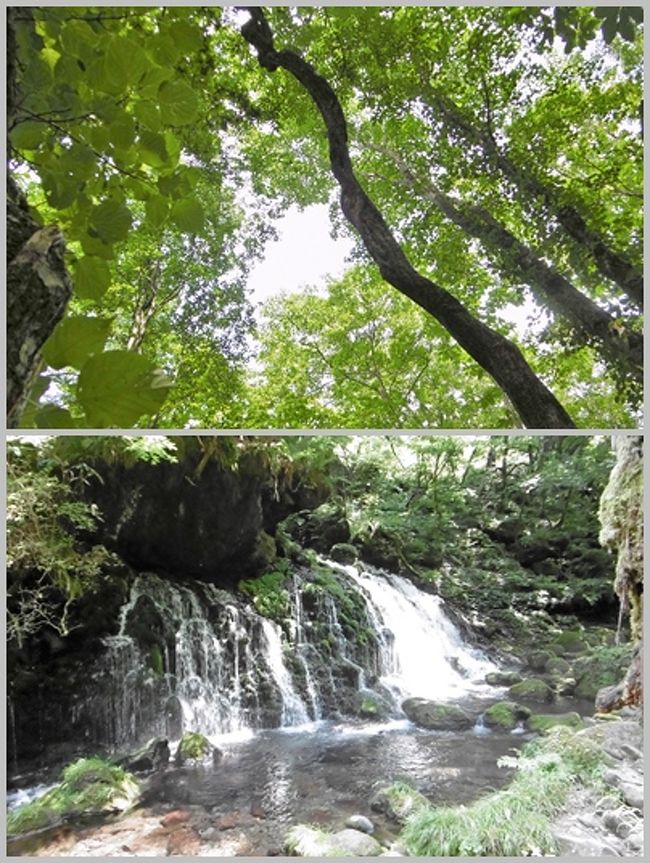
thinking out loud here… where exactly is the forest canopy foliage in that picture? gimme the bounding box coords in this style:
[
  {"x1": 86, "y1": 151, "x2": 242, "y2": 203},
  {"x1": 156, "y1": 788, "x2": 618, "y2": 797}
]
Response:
[{"x1": 7, "y1": 6, "x2": 643, "y2": 428}]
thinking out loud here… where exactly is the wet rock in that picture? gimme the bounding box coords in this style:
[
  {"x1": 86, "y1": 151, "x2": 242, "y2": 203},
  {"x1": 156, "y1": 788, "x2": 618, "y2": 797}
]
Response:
[
  {"x1": 119, "y1": 737, "x2": 170, "y2": 773},
  {"x1": 546, "y1": 657, "x2": 571, "y2": 675},
  {"x1": 345, "y1": 814, "x2": 374, "y2": 834},
  {"x1": 507, "y1": 678, "x2": 554, "y2": 703},
  {"x1": 215, "y1": 810, "x2": 256, "y2": 830},
  {"x1": 401, "y1": 698, "x2": 473, "y2": 730},
  {"x1": 602, "y1": 808, "x2": 633, "y2": 837},
  {"x1": 370, "y1": 783, "x2": 429, "y2": 824},
  {"x1": 551, "y1": 630, "x2": 589, "y2": 656},
  {"x1": 174, "y1": 730, "x2": 217, "y2": 766},
  {"x1": 485, "y1": 671, "x2": 523, "y2": 686},
  {"x1": 528, "y1": 650, "x2": 553, "y2": 672},
  {"x1": 527, "y1": 712, "x2": 583, "y2": 734},
  {"x1": 483, "y1": 701, "x2": 530, "y2": 731},
  {"x1": 330, "y1": 543, "x2": 359, "y2": 564}
]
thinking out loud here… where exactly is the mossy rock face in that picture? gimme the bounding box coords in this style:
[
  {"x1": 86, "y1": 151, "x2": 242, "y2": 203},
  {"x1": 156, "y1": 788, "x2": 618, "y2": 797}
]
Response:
[
  {"x1": 484, "y1": 701, "x2": 531, "y2": 730},
  {"x1": 355, "y1": 691, "x2": 389, "y2": 719},
  {"x1": 370, "y1": 782, "x2": 430, "y2": 824},
  {"x1": 508, "y1": 678, "x2": 555, "y2": 703},
  {"x1": 250, "y1": 529, "x2": 277, "y2": 574},
  {"x1": 573, "y1": 646, "x2": 633, "y2": 700},
  {"x1": 7, "y1": 757, "x2": 139, "y2": 837},
  {"x1": 552, "y1": 631, "x2": 589, "y2": 656},
  {"x1": 329, "y1": 543, "x2": 359, "y2": 565},
  {"x1": 485, "y1": 671, "x2": 523, "y2": 686},
  {"x1": 527, "y1": 712, "x2": 583, "y2": 734},
  {"x1": 402, "y1": 698, "x2": 474, "y2": 730},
  {"x1": 175, "y1": 731, "x2": 215, "y2": 765}
]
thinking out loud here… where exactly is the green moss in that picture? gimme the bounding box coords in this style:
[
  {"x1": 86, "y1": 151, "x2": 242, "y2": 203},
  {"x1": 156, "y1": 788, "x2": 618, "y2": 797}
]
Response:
[
  {"x1": 372, "y1": 781, "x2": 430, "y2": 823},
  {"x1": 176, "y1": 731, "x2": 212, "y2": 762},
  {"x1": 7, "y1": 757, "x2": 139, "y2": 837},
  {"x1": 552, "y1": 631, "x2": 588, "y2": 655},
  {"x1": 572, "y1": 644, "x2": 633, "y2": 699},
  {"x1": 148, "y1": 644, "x2": 164, "y2": 676},
  {"x1": 508, "y1": 678, "x2": 554, "y2": 702},
  {"x1": 528, "y1": 712, "x2": 583, "y2": 734},
  {"x1": 484, "y1": 701, "x2": 529, "y2": 730},
  {"x1": 401, "y1": 727, "x2": 606, "y2": 856},
  {"x1": 239, "y1": 570, "x2": 290, "y2": 623}
]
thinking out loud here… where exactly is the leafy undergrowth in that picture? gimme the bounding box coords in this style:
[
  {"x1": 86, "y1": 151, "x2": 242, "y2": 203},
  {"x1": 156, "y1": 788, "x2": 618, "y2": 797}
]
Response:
[
  {"x1": 7, "y1": 757, "x2": 139, "y2": 837},
  {"x1": 400, "y1": 726, "x2": 606, "y2": 856}
]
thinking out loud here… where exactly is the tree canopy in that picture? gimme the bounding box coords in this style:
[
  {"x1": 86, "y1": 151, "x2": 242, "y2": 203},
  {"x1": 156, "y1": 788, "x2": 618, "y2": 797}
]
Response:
[{"x1": 7, "y1": 6, "x2": 643, "y2": 428}]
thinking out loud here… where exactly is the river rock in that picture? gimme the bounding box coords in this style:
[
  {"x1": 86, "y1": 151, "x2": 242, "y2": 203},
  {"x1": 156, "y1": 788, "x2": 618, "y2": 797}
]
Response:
[
  {"x1": 119, "y1": 736, "x2": 170, "y2": 773},
  {"x1": 175, "y1": 731, "x2": 218, "y2": 766},
  {"x1": 483, "y1": 701, "x2": 530, "y2": 730},
  {"x1": 485, "y1": 670, "x2": 522, "y2": 686},
  {"x1": 285, "y1": 824, "x2": 382, "y2": 856},
  {"x1": 527, "y1": 712, "x2": 583, "y2": 734},
  {"x1": 345, "y1": 814, "x2": 374, "y2": 834},
  {"x1": 402, "y1": 697, "x2": 473, "y2": 730},
  {"x1": 507, "y1": 678, "x2": 554, "y2": 703},
  {"x1": 329, "y1": 543, "x2": 359, "y2": 564},
  {"x1": 527, "y1": 650, "x2": 553, "y2": 672},
  {"x1": 370, "y1": 783, "x2": 429, "y2": 824}
]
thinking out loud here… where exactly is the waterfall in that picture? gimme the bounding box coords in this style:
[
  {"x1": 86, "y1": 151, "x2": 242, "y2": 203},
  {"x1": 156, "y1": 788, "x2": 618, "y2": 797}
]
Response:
[
  {"x1": 87, "y1": 562, "x2": 496, "y2": 749},
  {"x1": 339, "y1": 563, "x2": 495, "y2": 702}
]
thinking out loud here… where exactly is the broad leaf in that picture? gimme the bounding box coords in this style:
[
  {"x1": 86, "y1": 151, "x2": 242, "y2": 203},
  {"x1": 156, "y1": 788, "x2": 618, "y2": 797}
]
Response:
[
  {"x1": 73, "y1": 256, "x2": 112, "y2": 300},
  {"x1": 91, "y1": 200, "x2": 133, "y2": 244},
  {"x1": 171, "y1": 198, "x2": 205, "y2": 233},
  {"x1": 42, "y1": 316, "x2": 112, "y2": 370},
  {"x1": 77, "y1": 351, "x2": 173, "y2": 427},
  {"x1": 34, "y1": 404, "x2": 78, "y2": 428},
  {"x1": 158, "y1": 80, "x2": 199, "y2": 126}
]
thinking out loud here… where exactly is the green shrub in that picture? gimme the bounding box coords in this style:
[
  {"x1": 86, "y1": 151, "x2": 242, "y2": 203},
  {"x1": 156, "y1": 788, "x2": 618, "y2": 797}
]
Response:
[{"x1": 239, "y1": 570, "x2": 290, "y2": 622}]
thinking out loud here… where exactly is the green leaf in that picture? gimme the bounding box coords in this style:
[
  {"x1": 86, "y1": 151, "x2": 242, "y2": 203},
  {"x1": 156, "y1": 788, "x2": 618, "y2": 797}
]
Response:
[
  {"x1": 110, "y1": 115, "x2": 136, "y2": 150},
  {"x1": 77, "y1": 351, "x2": 173, "y2": 427},
  {"x1": 90, "y1": 199, "x2": 132, "y2": 244},
  {"x1": 58, "y1": 19, "x2": 96, "y2": 61},
  {"x1": 73, "y1": 256, "x2": 112, "y2": 300},
  {"x1": 158, "y1": 80, "x2": 199, "y2": 126},
  {"x1": 601, "y1": 16, "x2": 619, "y2": 44},
  {"x1": 42, "y1": 316, "x2": 112, "y2": 370},
  {"x1": 145, "y1": 195, "x2": 170, "y2": 228},
  {"x1": 173, "y1": 20, "x2": 204, "y2": 53},
  {"x1": 10, "y1": 121, "x2": 47, "y2": 150},
  {"x1": 34, "y1": 404, "x2": 78, "y2": 428},
  {"x1": 106, "y1": 35, "x2": 150, "y2": 86},
  {"x1": 18, "y1": 375, "x2": 52, "y2": 428},
  {"x1": 133, "y1": 100, "x2": 162, "y2": 132},
  {"x1": 139, "y1": 130, "x2": 169, "y2": 167},
  {"x1": 171, "y1": 197, "x2": 205, "y2": 233}
]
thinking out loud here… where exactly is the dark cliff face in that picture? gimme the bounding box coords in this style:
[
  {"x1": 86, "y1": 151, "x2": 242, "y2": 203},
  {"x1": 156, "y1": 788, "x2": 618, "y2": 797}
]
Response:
[{"x1": 81, "y1": 453, "x2": 326, "y2": 587}]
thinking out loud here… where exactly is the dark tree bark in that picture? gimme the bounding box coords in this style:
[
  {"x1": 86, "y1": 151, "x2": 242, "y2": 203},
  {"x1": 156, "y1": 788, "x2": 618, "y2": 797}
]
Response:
[
  {"x1": 427, "y1": 91, "x2": 643, "y2": 309},
  {"x1": 241, "y1": 8, "x2": 576, "y2": 429},
  {"x1": 6, "y1": 8, "x2": 72, "y2": 427}
]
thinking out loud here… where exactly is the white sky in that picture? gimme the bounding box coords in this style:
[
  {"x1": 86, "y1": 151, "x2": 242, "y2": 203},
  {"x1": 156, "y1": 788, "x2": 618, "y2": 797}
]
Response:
[{"x1": 246, "y1": 204, "x2": 353, "y2": 306}]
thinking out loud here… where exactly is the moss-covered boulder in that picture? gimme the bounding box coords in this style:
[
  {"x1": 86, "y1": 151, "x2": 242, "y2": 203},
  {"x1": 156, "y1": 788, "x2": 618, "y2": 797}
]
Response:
[
  {"x1": 402, "y1": 698, "x2": 474, "y2": 730},
  {"x1": 7, "y1": 757, "x2": 139, "y2": 836},
  {"x1": 551, "y1": 631, "x2": 589, "y2": 656},
  {"x1": 572, "y1": 646, "x2": 634, "y2": 701},
  {"x1": 370, "y1": 782, "x2": 430, "y2": 824},
  {"x1": 485, "y1": 671, "x2": 523, "y2": 686},
  {"x1": 329, "y1": 543, "x2": 359, "y2": 565},
  {"x1": 483, "y1": 701, "x2": 531, "y2": 731},
  {"x1": 527, "y1": 712, "x2": 583, "y2": 734},
  {"x1": 508, "y1": 678, "x2": 555, "y2": 703},
  {"x1": 285, "y1": 825, "x2": 382, "y2": 856},
  {"x1": 528, "y1": 650, "x2": 554, "y2": 672},
  {"x1": 546, "y1": 657, "x2": 571, "y2": 675},
  {"x1": 174, "y1": 731, "x2": 218, "y2": 766}
]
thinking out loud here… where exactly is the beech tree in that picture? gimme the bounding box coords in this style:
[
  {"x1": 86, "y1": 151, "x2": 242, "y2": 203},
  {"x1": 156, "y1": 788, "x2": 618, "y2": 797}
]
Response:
[{"x1": 7, "y1": 6, "x2": 643, "y2": 428}]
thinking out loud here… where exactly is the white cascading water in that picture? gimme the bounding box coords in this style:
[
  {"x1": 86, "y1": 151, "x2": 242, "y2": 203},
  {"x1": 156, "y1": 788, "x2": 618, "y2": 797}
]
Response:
[
  {"x1": 337, "y1": 562, "x2": 495, "y2": 701},
  {"x1": 260, "y1": 619, "x2": 310, "y2": 726},
  {"x1": 95, "y1": 563, "x2": 497, "y2": 747}
]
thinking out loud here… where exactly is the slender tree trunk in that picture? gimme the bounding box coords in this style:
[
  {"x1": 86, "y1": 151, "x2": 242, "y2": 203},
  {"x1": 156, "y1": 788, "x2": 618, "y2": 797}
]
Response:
[
  {"x1": 403, "y1": 173, "x2": 642, "y2": 386},
  {"x1": 241, "y1": 9, "x2": 576, "y2": 429},
  {"x1": 6, "y1": 9, "x2": 72, "y2": 426},
  {"x1": 426, "y1": 91, "x2": 643, "y2": 309}
]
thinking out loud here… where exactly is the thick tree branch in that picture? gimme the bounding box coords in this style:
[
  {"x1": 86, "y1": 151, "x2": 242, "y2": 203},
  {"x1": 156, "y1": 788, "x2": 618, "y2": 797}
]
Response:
[
  {"x1": 241, "y1": 7, "x2": 575, "y2": 428},
  {"x1": 426, "y1": 90, "x2": 643, "y2": 309}
]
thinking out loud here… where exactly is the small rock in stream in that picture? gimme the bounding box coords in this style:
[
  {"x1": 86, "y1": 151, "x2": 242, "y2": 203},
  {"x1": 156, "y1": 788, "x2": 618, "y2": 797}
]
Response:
[{"x1": 345, "y1": 814, "x2": 375, "y2": 834}]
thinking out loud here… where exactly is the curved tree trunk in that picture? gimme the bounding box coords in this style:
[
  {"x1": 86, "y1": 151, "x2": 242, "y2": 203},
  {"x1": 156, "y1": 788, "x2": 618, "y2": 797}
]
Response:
[
  {"x1": 240, "y1": 9, "x2": 575, "y2": 429},
  {"x1": 6, "y1": 8, "x2": 72, "y2": 427},
  {"x1": 426, "y1": 91, "x2": 643, "y2": 309}
]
